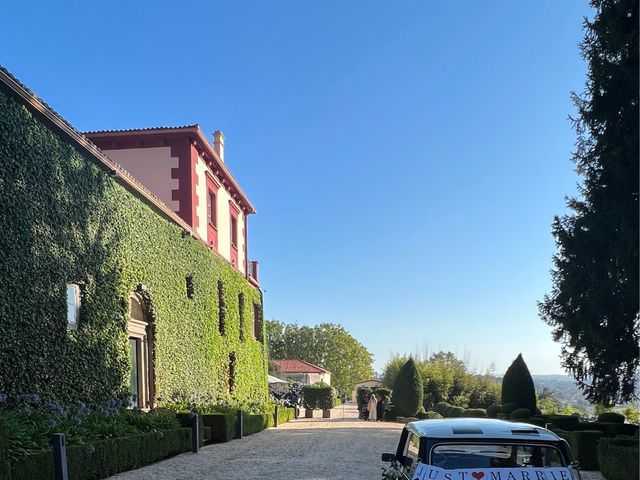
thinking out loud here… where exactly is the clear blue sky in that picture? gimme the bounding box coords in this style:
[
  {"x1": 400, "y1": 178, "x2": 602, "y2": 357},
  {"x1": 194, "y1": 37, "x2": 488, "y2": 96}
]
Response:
[{"x1": 2, "y1": 1, "x2": 593, "y2": 375}]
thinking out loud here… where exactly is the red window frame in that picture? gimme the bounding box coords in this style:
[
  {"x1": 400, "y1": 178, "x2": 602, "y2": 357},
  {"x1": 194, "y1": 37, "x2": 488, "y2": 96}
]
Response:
[{"x1": 206, "y1": 173, "x2": 220, "y2": 251}]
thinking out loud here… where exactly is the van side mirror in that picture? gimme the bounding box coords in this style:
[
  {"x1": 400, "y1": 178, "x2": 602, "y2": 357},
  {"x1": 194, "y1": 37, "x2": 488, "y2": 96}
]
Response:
[
  {"x1": 569, "y1": 461, "x2": 580, "y2": 470},
  {"x1": 381, "y1": 453, "x2": 396, "y2": 462}
]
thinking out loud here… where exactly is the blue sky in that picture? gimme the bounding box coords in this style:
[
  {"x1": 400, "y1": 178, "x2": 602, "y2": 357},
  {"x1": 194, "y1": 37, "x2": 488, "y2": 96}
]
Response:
[{"x1": 1, "y1": 1, "x2": 593, "y2": 374}]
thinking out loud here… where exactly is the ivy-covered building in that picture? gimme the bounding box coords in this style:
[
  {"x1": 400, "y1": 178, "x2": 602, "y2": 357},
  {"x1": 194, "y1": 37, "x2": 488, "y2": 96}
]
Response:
[{"x1": 0, "y1": 67, "x2": 268, "y2": 407}]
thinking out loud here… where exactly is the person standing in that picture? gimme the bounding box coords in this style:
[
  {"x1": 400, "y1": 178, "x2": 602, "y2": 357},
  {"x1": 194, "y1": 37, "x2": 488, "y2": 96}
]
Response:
[{"x1": 367, "y1": 393, "x2": 378, "y2": 421}]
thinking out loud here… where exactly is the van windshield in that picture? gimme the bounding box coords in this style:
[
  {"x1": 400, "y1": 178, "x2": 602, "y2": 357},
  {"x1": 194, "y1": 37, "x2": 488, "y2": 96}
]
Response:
[{"x1": 430, "y1": 444, "x2": 565, "y2": 469}]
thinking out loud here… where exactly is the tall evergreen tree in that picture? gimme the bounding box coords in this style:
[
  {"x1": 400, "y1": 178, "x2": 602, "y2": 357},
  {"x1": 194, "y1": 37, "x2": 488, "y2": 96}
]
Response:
[
  {"x1": 539, "y1": 0, "x2": 639, "y2": 406},
  {"x1": 392, "y1": 358, "x2": 424, "y2": 417},
  {"x1": 501, "y1": 354, "x2": 537, "y2": 414}
]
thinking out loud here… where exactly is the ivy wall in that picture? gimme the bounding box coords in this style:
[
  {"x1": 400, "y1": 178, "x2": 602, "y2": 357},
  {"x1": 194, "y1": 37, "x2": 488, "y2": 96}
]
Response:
[{"x1": 0, "y1": 88, "x2": 268, "y2": 405}]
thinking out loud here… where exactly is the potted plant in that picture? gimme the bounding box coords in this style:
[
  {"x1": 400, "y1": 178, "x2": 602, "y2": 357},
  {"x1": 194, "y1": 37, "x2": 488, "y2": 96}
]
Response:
[
  {"x1": 302, "y1": 384, "x2": 317, "y2": 418},
  {"x1": 316, "y1": 384, "x2": 335, "y2": 419}
]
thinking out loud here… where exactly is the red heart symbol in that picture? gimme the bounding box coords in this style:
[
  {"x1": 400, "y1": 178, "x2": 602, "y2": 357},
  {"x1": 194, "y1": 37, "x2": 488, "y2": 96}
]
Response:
[{"x1": 472, "y1": 473, "x2": 485, "y2": 480}]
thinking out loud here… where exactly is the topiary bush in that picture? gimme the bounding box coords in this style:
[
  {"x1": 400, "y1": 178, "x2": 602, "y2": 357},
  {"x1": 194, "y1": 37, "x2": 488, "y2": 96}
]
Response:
[
  {"x1": 549, "y1": 415, "x2": 580, "y2": 431},
  {"x1": 501, "y1": 403, "x2": 518, "y2": 416},
  {"x1": 416, "y1": 410, "x2": 443, "y2": 420},
  {"x1": 501, "y1": 354, "x2": 536, "y2": 413},
  {"x1": 511, "y1": 408, "x2": 532, "y2": 420},
  {"x1": 446, "y1": 406, "x2": 465, "y2": 418},
  {"x1": 433, "y1": 401, "x2": 453, "y2": 417},
  {"x1": 598, "y1": 437, "x2": 639, "y2": 480},
  {"x1": 392, "y1": 358, "x2": 423, "y2": 417},
  {"x1": 486, "y1": 404, "x2": 502, "y2": 418},
  {"x1": 461, "y1": 408, "x2": 487, "y2": 418},
  {"x1": 302, "y1": 385, "x2": 319, "y2": 410},
  {"x1": 597, "y1": 411, "x2": 625, "y2": 423},
  {"x1": 315, "y1": 384, "x2": 336, "y2": 411}
]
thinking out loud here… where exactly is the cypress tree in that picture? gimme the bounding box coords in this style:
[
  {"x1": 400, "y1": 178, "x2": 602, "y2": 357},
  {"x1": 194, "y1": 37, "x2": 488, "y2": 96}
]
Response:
[
  {"x1": 501, "y1": 354, "x2": 536, "y2": 413},
  {"x1": 538, "y1": 0, "x2": 639, "y2": 405},
  {"x1": 392, "y1": 358, "x2": 423, "y2": 417}
]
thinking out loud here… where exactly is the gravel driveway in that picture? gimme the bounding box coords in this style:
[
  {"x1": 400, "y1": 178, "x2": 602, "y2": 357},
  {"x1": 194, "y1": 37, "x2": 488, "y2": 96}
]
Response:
[
  {"x1": 109, "y1": 403, "x2": 402, "y2": 480},
  {"x1": 108, "y1": 404, "x2": 604, "y2": 480}
]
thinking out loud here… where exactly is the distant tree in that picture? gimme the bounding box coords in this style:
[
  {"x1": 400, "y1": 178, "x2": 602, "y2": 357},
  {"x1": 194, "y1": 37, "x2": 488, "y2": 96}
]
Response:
[
  {"x1": 538, "y1": 0, "x2": 639, "y2": 406},
  {"x1": 392, "y1": 358, "x2": 424, "y2": 417},
  {"x1": 381, "y1": 354, "x2": 409, "y2": 389},
  {"x1": 501, "y1": 354, "x2": 537, "y2": 413},
  {"x1": 265, "y1": 320, "x2": 374, "y2": 395}
]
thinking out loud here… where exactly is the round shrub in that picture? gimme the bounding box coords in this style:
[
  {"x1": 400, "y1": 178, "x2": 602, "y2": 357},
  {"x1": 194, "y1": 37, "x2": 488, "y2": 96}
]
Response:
[
  {"x1": 446, "y1": 406, "x2": 465, "y2": 418},
  {"x1": 487, "y1": 404, "x2": 502, "y2": 418},
  {"x1": 433, "y1": 401, "x2": 453, "y2": 417},
  {"x1": 461, "y1": 408, "x2": 487, "y2": 418},
  {"x1": 597, "y1": 411, "x2": 625, "y2": 424},
  {"x1": 417, "y1": 410, "x2": 443, "y2": 420},
  {"x1": 392, "y1": 358, "x2": 423, "y2": 417},
  {"x1": 511, "y1": 408, "x2": 532, "y2": 420},
  {"x1": 501, "y1": 354, "x2": 536, "y2": 413},
  {"x1": 501, "y1": 403, "x2": 519, "y2": 415}
]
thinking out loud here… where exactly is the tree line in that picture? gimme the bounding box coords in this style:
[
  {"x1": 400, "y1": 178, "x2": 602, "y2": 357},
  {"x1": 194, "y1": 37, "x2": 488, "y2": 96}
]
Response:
[{"x1": 266, "y1": 320, "x2": 374, "y2": 395}]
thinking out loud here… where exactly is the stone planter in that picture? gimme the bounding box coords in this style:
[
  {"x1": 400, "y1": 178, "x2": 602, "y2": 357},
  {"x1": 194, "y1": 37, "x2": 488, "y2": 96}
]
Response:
[
  {"x1": 305, "y1": 408, "x2": 314, "y2": 418},
  {"x1": 322, "y1": 409, "x2": 331, "y2": 419}
]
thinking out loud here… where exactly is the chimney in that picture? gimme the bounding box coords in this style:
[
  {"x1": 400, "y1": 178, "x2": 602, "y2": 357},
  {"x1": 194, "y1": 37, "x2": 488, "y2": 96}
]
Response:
[{"x1": 213, "y1": 130, "x2": 224, "y2": 162}]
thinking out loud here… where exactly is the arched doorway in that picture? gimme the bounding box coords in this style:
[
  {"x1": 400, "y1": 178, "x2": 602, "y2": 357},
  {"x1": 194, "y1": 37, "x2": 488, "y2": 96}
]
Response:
[{"x1": 127, "y1": 293, "x2": 155, "y2": 408}]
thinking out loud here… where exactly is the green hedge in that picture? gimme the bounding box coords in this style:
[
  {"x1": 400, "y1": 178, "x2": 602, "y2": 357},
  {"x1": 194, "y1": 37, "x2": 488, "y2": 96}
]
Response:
[
  {"x1": 486, "y1": 404, "x2": 502, "y2": 418},
  {"x1": 445, "y1": 406, "x2": 465, "y2": 418},
  {"x1": 597, "y1": 412, "x2": 625, "y2": 424},
  {"x1": 416, "y1": 411, "x2": 443, "y2": 420},
  {"x1": 202, "y1": 413, "x2": 236, "y2": 443},
  {"x1": 433, "y1": 402, "x2": 453, "y2": 417},
  {"x1": 549, "y1": 415, "x2": 579, "y2": 431},
  {"x1": 276, "y1": 406, "x2": 295, "y2": 425},
  {"x1": 510, "y1": 408, "x2": 531, "y2": 420},
  {"x1": 302, "y1": 384, "x2": 334, "y2": 410},
  {"x1": 570, "y1": 430, "x2": 603, "y2": 471},
  {"x1": 243, "y1": 413, "x2": 270, "y2": 435},
  {"x1": 6, "y1": 428, "x2": 191, "y2": 480},
  {"x1": 0, "y1": 87, "x2": 267, "y2": 405},
  {"x1": 598, "y1": 437, "x2": 639, "y2": 480},
  {"x1": 461, "y1": 408, "x2": 487, "y2": 418},
  {"x1": 501, "y1": 403, "x2": 519, "y2": 415}
]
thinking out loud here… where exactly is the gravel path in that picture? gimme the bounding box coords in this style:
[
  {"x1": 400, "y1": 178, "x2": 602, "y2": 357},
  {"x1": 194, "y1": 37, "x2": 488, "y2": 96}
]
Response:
[
  {"x1": 108, "y1": 404, "x2": 604, "y2": 480},
  {"x1": 109, "y1": 404, "x2": 402, "y2": 480}
]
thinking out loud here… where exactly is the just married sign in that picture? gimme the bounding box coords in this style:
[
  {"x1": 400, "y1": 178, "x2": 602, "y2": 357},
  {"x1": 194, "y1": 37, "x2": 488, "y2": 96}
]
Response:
[{"x1": 411, "y1": 464, "x2": 575, "y2": 480}]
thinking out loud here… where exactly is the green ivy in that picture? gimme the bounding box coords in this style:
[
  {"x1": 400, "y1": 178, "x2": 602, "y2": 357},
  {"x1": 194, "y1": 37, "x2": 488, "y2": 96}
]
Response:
[{"x1": 0, "y1": 89, "x2": 268, "y2": 406}]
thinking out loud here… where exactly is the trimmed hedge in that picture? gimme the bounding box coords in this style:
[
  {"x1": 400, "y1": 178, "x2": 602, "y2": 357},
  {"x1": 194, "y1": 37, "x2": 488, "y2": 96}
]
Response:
[
  {"x1": 202, "y1": 413, "x2": 236, "y2": 443},
  {"x1": 510, "y1": 408, "x2": 531, "y2": 420},
  {"x1": 276, "y1": 406, "x2": 295, "y2": 425},
  {"x1": 578, "y1": 421, "x2": 638, "y2": 437},
  {"x1": 433, "y1": 402, "x2": 453, "y2": 417},
  {"x1": 6, "y1": 428, "x2": 191, "y2": 480},
  {"x1": 570, "y1": 430, "x2": 604, "y2": 471},
  {"x1": 445, "y1": 406, "x2": 465, "y2": 418},
  {"x1": 486, "y1": 404, "x2": 502, "y2": 418},
  {"x1": 243, "y1": 413, "x2": 270, "y2": 435},
  {"x1": 461, "y1": 408, "x2": 487, "y2": 418},
  {"x1": 0, "y1": 86, "x2": 268, "y2": 405},
  {"x1": 549, "y1": 415, "x2": 579, "y2": 431},
  {"x1": 416, "y1": 410, "x2": 443, "y2": 420},
  {"x1": 598, "y1": 437, "x2": 639, "y2": 480},
  {"x1": 597, "y1": 411, "x2": 625, "y2": 423}
]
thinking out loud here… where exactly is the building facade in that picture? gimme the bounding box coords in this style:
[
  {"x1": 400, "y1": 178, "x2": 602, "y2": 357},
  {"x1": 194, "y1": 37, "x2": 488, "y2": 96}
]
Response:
[
  {"x1": 0, "y1": 67, "x2": 267, "y2": 407},
  {"x1": 271, "y1": 360, "x2": 331, "y2": 385}
]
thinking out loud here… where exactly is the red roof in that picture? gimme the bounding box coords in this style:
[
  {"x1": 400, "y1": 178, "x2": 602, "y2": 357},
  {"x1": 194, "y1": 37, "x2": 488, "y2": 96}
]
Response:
[{"x1": 271, "y1": 359, "x2": 330, "y2": 374}]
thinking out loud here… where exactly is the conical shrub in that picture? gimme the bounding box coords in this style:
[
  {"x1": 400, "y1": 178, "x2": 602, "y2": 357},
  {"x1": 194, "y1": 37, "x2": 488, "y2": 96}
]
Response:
[
  {"x1": 501, "y1": 354, "x2": 536, "y2": 413},
  {"x1": 392, "y1": 358, "x2": 424, "y2": 417}
]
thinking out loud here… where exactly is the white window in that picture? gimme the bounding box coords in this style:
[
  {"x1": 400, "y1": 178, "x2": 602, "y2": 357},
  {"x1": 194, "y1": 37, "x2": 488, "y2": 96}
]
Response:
[{"x1": 66, "y1": 283, "x2": 81, "y2": 329}]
